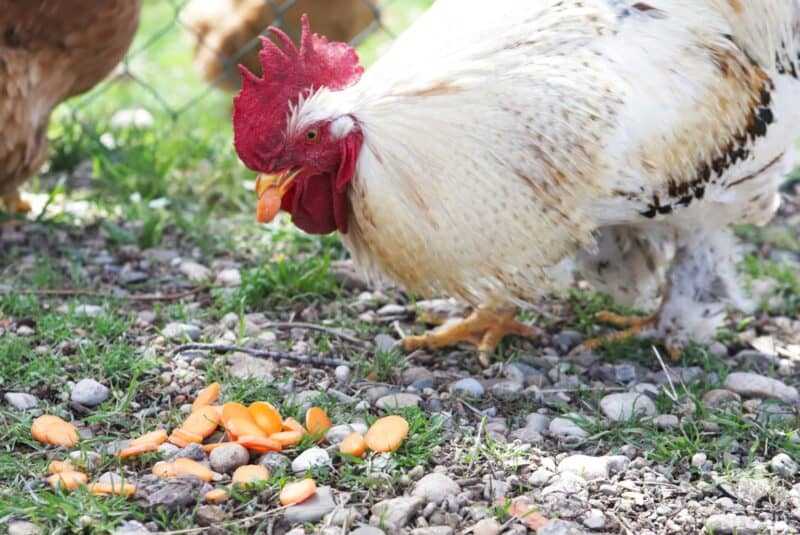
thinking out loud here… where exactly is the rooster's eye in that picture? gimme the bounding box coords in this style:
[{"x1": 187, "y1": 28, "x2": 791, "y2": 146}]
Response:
[{"x1": 305, "y1": 129, "x2": 319, "y2": 143}]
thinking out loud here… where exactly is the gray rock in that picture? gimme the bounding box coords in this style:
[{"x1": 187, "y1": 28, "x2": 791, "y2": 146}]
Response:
[
  {"x1": 374, "y1": 334, "x2": 398, "y2": 353},
  {"x1": 412, "y1": 473, "x2": 461, "y2": 505},
  {"x1": 524, "y1": 413, "x2": 551, "y2": 433},
  {"x1": 411, "y1": 528, "x2": 454, "y2": 535},
  {"x1": 215, "y1": 268, "x2": 241, "y2": 287},
  {"x1": 653, "y1": 414, "x2": 680, "y2": 429},
  {"x1": 326, "y1": 423, "x2": 369, "y2": 445},
  {"x1": 228, "y1": 352, "x2": 276, "y2": 380},
  {"x1": 7, "y1": 521, "x2": 42, "y2": 535},
  {"x1": 334, "y1": 365, "x2": 351, "y2": 383},
  {"x1": 366, "y1": 386, "x2": 392, "y2": 403},
  {"x1": 375, "y1": 393, "x2": 422, "y2": 410},
  {"x1": 449, "y1": 378, "x2": 485, "y2": 398},
  {"x1": 257, "y1": 452, "x2": 291, "y2": 474},
  {"x1": 370, "y1": 496, "x2": 424, "y2": 532},
  {"x1": 582, "y1": 509, "x2": 605, "y2": 530},
  {"x1": 509, "y1": 426, "x2": 544, "y2": 444},
  {"x1": 175, "y1": 443, "x2": 206, "y2": 461},
  {"x1": 351, "y1": 528, "x2": 386, "y2": 535},
  {"x1": 702, "y1": 389, "x2": 742, "y2": 410},
  {"x1": 162, "y1": 322, "x2": 201, "y2": 342},
  {"x1": 292, "y1": 447, "x2": 331, "y2": 473},
  {"x1": 704, "y1": 514, "x2": 763, "y2": 535},
  {"x1": 179, "y1": 260, "x2": 212, "y2": 283},
  {"x1": 402, "y1": 366, "x2": 434, "y2": 386},
  {"x1": 147, "y1": 479, "x2": 206, "y2": 510},
  {"x1": 325, "y1": 507, "x2": 361, "y2": 527},
  {"x1": 724, "y1": 372, "x2": 799, "y2": 404},
  {"x1": 471, "y1": 518, "x2": 502, "y2": 535},
  {"x1": 528, "y1": 468, "x2": 555, "y2": 487},
  {"x1": 196, "y1": 504, "x2": 228, "y2": 526},
  {"x1": 283, "y1": 486, "x2": 336, "y2": 524},
  {"x1": 158, "y1": 443, "x2": 180, "y2": 459},
  {"x1": 770, "y1": 453, "x2": 798, "y2": 479},
  {"x1": 4, "y1": 392, "x2": 38, "y2": 410},
  {"x1": 549, "y1": 417, "x2": 589, "y2": 440},
  {"x1": 68, "y1": 451, "x2": 102, "y2": 472},
  {"x1": 71, "y1": 378, "x2": 110, "y2": 407},
  {"x1": 553, "y1": 330, "x2": 583, "y2": 352},
  {"x1": 557, "y1": 455, "x2": 629, "y2": 481},
  {"x1": 599, "y1": 392, "x2": 657, "y2": 422},
  {"x1": 209, "y1": 443, "x2": 250, "y2": 474},
  {"x1": 112, "y1": 520, "x2": 151, "y2": 535},
  {"x1": 538, "y1": 520, "x2": 588, "y2": 535},
  {"x1": 651, "y1": 366, "x2": 704, "y2": 386},
  {"x1": 490, "y1": 381, "x2": 524, "y2": 401}
]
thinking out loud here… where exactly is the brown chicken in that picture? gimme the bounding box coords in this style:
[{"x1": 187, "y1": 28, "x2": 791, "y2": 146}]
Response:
[
  {"x1": 182, "y1": 0, "x2": 376, "y2": 92},
  {"x1": 0, "y1": 0, "x2": 141, "y2": 214}
]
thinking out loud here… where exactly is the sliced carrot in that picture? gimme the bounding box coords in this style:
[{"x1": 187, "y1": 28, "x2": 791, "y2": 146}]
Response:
[
  {"x1": 117, "y1": 441, "x2": 161, "y2": 459},
  {"x1": 31, "y1": 415, "x2": 79, "y2": 447},
  {"x1": 172, "y1": 458, "x2": 217, "y2": 482},
  {"x1": 130, "y1": 429, "x2": 168, "y2": 447},
  {"x1": 364, "y1": 415, "x2": 409, "y2": 453},
  {"x1": 305, "y1": 407, "x2": 332, "y2": 437},
  {"x1": 282, "y1": 417, "x2": 305, "y2": 433},
  {"x1": 279, "y1": 478, "x2": 317, "y2": 506},
  {"x1": 89, "y1": 482, "x2": 136, "y2": 497},
  {"x1": 221, "y1": 402, "x2": 251, "y2": 426},
  {"x1": 339, "y1": 432, "x2": 367, "y2": 458},
  {"x1": 48, "y1": 460, "x2": 77, "y2": 474},
  {"x1": 168, "y1": 428, "x2": 203, "y2": 447},
  {"x1": 47, "y1": 470, "x2": 88, "y2": 491},
  {"x1": 249, "y1": 401, "x2": 283, "y2": 435},
  {"x1": 225, "y1": 417, "x2": 268, "y2": 439},
  {"x1": 152, "y1": 461, "x2": 177, "y2": 478},
  {"x1": 192, "y1": 382, "x2": 221, "y2": 412},
  {"x1": 232, "y1": 464, "x2": 270, "y2": 485},
  {"x1": 237, "y1": 435, "x2": 282, "y2": 453},
  {"x1": 271, "y1": 430, "x2": 304, "y2": 447},
  {"x1": 182, "y1": 405, "x2": 221, "y2": 438},
  {"x1": 205, "y1": 488, "x2": 229, "y2": 504}
]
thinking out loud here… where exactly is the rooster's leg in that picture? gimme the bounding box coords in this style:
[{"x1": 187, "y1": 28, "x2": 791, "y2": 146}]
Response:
[
  {"x1": 1, "y1": 190, "x2": 32, "y2": 214},
  {"x1": 576, "y1": 310, "x2": 682, "y2": 360},
  {"x1": 403, "y1": 308, "x2": 540, "y2": 367}
]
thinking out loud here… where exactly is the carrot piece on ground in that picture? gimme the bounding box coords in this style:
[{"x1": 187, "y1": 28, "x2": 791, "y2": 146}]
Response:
[
  {"x1": 205, "y1": 488, "x2": 229, "y2": 504},
  {"x1": 339, "y1": 432, "x2": 367, "y2": 458},
  {"x1": 249, "y1": 401, "x2": 282, "y2": 435},
  {"x1": 192, "y1": 382, "x2": 221, "y2": 411},
  {"x1": 47, "y1": 471, "x2": 88, "y2": 491},
  {"x1": 31, "y1": 415, "x2": 79, "y2": 447},
  {"x1": 280, "y1": 478, "x2": 317, "y2": 506},
  {"x1": 232, "y1": 465, "x2": 270, "y2": 485},
  {"x1": 364, "y1": 415, "x2": 409, "y2": 453},
  {"x1": 282, "y1": 417, "x2": 305, "y2": 433},
  {"x1": 271, "y1": 430, "x2": 304, "y2": 448},
  {"x1": 305, "y1": 407, "x2": 332, "y2": 437},
  {"x1": 237, "y1": 435, "x2": 282, "y2": 453}
]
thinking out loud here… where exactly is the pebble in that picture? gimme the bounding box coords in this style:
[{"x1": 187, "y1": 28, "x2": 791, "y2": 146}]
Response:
[
  {"x1": 70, "y1": 378, "x2": 110, "y2": 407},
  {"x1": 4, "y1": 392, "x2": 38, "y2": 410},
  {"x1": 283, "y1": 486, "x2": 336, "y2": 524},
  {"x1": 557, "y1": 455, "x2": 629, "y2": 481},
  {"x1": 374, "y1": 333, "x2": 398, "y2": 353},
  {"x1": 325, "y1": 508, "x2": 360, "y2": 527},
  {"x1": 69, "y1": 451, "x2": 102, "y2": 472},
  {"x1": 410, "y1": 528, "x2": 454, "y2": 535},
  {"x1": 528, "y1": 467, "x2": 554, "y2": 486},
  {"x1": 158, "y1": 443, "x2": 181, "y2": 459},
  {"x1": 162, "y1": 322, "x2": 201, "y2": 342},
  {"x1": 176, "y1": 443, "x2": 206, "y2": 461},
  {"x1": 228, "y1": 352, "x2": 276, "y2": 380},
  {"x1": 351, "y1": 528, "x2": 386, "y2": 535},
  {"x1": 112, "y1": 520, "x2": 151, "y2": 534},
  {"x1": 449, "y1": 378, "x2": 485, "y2": 398},
  {"x1": 691, "y1": 453, "x2": 708, "y2": 468},
  {"x1": 370, "y1": 497, "x2": 424, "y2": 532},
  {"x1": 257, "y1": 452, "x2": 291, "y2": 474},
  {"x1": 411, "y1": 473, "x2": 460, "y2": 505},
  {"x1": 375, "y1": 393, "x2": 422, "y2": 410},
  {"x1": 702, "y1": 389, "x2": 742, "y2": 410},
  {"x1": 147, "y1": 478, "x2": 207, "y2": 509},
  {"x1": 653, "y1": 414, "x2": 680, "y2": 429},
  {"x1": 402, "y1": 366, "x2": 434, "y2": 386},
  {"x1": 524, "y1": 413, "x2": 551, "y2": 432},
  {"x1": 509, "y1": 426, "x2": 544, "y2": 444},
  {"x1": 704, "y1": 514, "x2": 764, "y2": 535},
  {"x1": 179, "y1": 260, "x2": 212, "y2": 283},
  {"x1": 326, "y1": 423, "x2": 369, "y2": 445},
  {"x1": 490, "y1": 381, "x2": 524, "y2": 401},
  {"x1": 215, "y1": 268, "x2": 241, "y2": 287},
  {"x1": 196, "y1": 505, "x2": 229, "y2": 526},
  {"x1": 471, "y1": 518, "x2": 502, "y2": 535},
  {"x1": 334, "y1": 365, "x2": 351, "y2": 383},
  {"x1": 73, "y1": 304, "x2": 104, "y2": 317},
  {"x1": 724, "y1": 372, "x2": 800, "y2": 404},
  {"x1": 538, "y1": 519, "x2": 588, "y2": 535},
  {"x1": 292, "y1": 447, "x2": 331, "y2": 473},
  {"x1": 770, "y1": 453, "x2": 798, "y2": 479},
  {"x1": 209, "y1": 443, "x2": 250, "y2": 474},
  {"x1": 549, "y1": 417, "x2": 589, "y2": 439},
  {"x1": 582, "y1": 509, "x2": 605, "y2": 530},
  {"x1": 16, "y1": 325, "x2": 34, "y2": 336},
  {"x1": 7, "y1": 521, "x2": 42, "y2": 535},
  {"x1": 599, "y1": 392, "x2": 657, "y2": 422}
]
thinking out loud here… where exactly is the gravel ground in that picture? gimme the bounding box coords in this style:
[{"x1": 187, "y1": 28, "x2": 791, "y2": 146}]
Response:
[{"x1": 1, "y1": 185, "x2": 800, "y2": 534}]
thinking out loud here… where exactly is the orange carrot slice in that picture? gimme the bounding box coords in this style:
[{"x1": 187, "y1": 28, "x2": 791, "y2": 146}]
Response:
[
  {"x1": 232, "y1": 464, "x2": 270, "y2": 485},
  {"x1": 130, "y1": 429, "x2": 168, "y2": 447},
  {"x1": 237, "y1": 435, "x2": 282, "y2": 453},
  {"x1": 364, "y1": 415, "x2": 409, "y2": 453},
  {"x1": 249, "y1": 402, "x2": 283, "y2": 435},
  {"x1": 182, "y1": 405, "x2": 221, "y2": 438},
  {"x1": 89, "y1": 482, "x2": 136, "y2": 497},
  {"x1": 152, "y1": 461, "x2": 177, "y2": 478},
  {"x1": 222, "y1": 402, "x2": 267, "y2": 438},
  {"x1": 31, "y1": 415, "x2": 79, "y2": 447},
  {"x1": 117, "y1": 441, "x2": 161, "y2": 459},
  {"x1": 279, "y1": 479, "x2": 317, "y2": 506},
  {"x1": 47, "y1": 470, "x2": 88, "y2": 491},
  {"x1": 305, "y1": 407, "x2": 332, "y2": 437},
  {"x1": 172, "y1": 458, "x2": 217, "y2": 482},
  {"x1": 221, "y1": 402, "x2": 250, "y2": 426},
  {"x1": 48, "y1": 460, "x2": 77, "y2": 474},
  {"x1": 205, "y1": 488, "x2": 229, "y2": 504},
  {"x1": 282, "y1": 417, "x2": 305, "y2": 433},
  {"x1": 271, "y1": 430, "x2": 304, "y2": 447},
  {"x1": 168, "y1": 428, "x2": 203, "y2": 447},
  {"x1": 339, "y1": 432, "x2": 367, "y2": 458},
  {"x1": 192, "y1": 382, "x2": 221, "y2": 412}
]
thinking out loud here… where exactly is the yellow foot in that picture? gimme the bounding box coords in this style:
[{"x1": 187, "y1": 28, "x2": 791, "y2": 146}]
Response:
[
  {"x1": 1, "y1": 191, "x2": 32, "y2": 214},
  {"x1": 576, "y1": 310, "x2": 682, "y2": 361},
  {"x1": 403, "y1": 308, "x2": 540, "y2": 367}
]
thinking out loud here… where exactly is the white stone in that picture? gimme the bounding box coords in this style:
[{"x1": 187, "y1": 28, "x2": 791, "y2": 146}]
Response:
[
  {"x1": 724, "y1": 372, "x2": 799, "y2": 404},
  {"x1": 71, "y1": 378, "x2": 110, "y2": 407},
  {"x1": 292, "y1": 447, "x2": 331, "y2": 473},
  {"x1": 411, "y1": 473, "x2": 461, "y2": 505},
  {"x1": 599, "y1": 392, "x2": 657, "y2": 422}
]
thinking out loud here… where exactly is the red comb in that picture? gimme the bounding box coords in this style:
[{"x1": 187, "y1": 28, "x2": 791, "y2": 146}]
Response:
[{"x1": 233, "y1": 15, "x2": 364, "y2": 171}]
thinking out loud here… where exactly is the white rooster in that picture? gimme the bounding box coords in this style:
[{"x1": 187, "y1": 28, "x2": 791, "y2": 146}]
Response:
[{"x1": 233, "y1": 0, "x2": 800, "y2": 365}]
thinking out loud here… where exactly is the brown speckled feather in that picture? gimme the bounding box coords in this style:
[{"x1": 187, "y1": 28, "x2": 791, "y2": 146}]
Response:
[{"x1": 0, "y1": 0, "x2": 141, "y2": 197}]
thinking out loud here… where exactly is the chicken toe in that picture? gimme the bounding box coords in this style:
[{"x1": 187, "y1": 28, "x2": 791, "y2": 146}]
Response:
[
  {"x1": 403, "y1": 308, "x2": 540, "y2": 367},
  {"x1": 1, "y1": 190, "x2": 31, "y2": 215}
]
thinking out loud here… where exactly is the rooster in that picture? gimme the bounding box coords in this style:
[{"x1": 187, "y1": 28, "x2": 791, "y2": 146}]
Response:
[
  {"x1": 233, "y1": 1, "x2": 800, "y2": 366},
  {"x1": 0, "y1": 0, "x2": 141, "y2": 215}
]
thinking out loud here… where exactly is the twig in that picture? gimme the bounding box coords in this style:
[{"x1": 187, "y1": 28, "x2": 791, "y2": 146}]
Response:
[
  {"x1": 652, "y1": 346, "x2": 679, "y2": 402},
  {"x1": 172, "y1": 343, "x2": 348, "y2": 368},
  {"x1": 2, "y1": 286, "x2": 211, "y2": 302},
  {"x1": 263, "y1": 321, "x2": 367, "y2": 346}
]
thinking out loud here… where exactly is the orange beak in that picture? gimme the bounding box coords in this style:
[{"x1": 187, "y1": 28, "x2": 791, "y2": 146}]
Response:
[{"x1": 255, "y1": 169, "x2": 301, "y2": 224}]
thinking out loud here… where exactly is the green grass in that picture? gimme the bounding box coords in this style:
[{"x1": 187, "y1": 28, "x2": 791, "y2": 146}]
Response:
[{"x1": 742, "y1": 254, "x2": 800, "y2": 315}]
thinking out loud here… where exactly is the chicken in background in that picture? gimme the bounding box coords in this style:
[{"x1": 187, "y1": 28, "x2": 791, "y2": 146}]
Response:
[
  {"x1": 232, "y1": 1, "x2": 800, "y2": 366},
  {"x1": 0, "y1": 1, "x2": 142, "y2": 215},
  {"x1": 182, "y1": 0, "x2": 377, "y2": 92}
]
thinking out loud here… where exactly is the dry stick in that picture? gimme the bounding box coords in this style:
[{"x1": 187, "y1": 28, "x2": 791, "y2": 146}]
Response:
[
  {"x1": 262, "y1": 321, "x2": 367, "y2": 347},
  {"x1": 172, "y1": 343, "x2": 348, "y2": 368}
]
